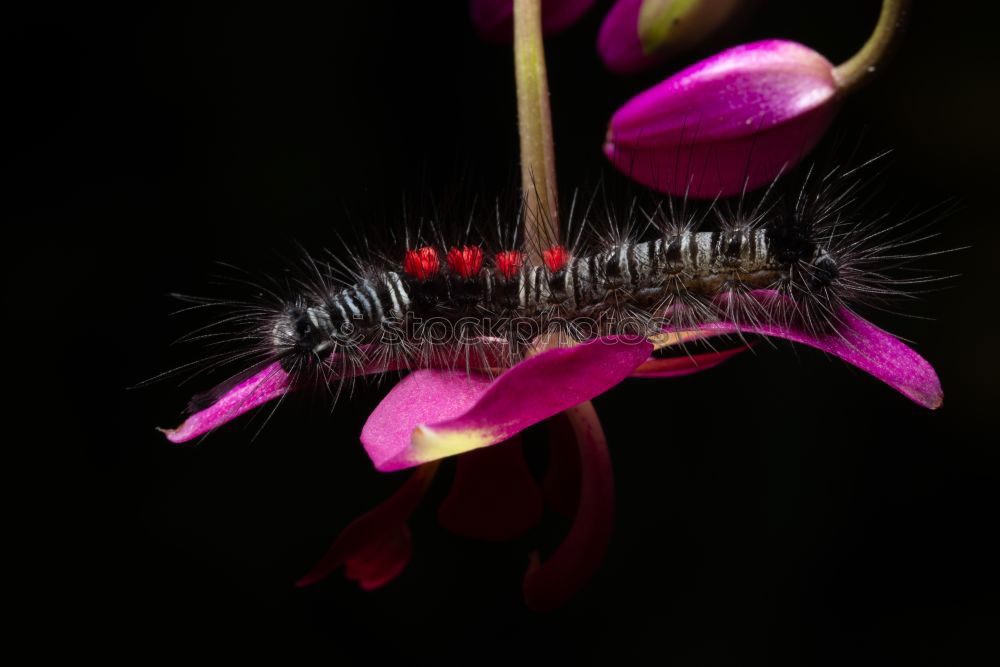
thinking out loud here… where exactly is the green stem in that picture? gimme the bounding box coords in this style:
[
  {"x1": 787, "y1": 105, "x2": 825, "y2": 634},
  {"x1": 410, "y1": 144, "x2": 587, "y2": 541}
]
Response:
[
  {"x1": 514, "y1": 0, "x2": 559, "y2": 262},
  {"x1": 511, "y1": 8, "x2": 607, "y2": 564},
  {"x1": 834, "y1": 0, "x2": 911, "y2": 93}
]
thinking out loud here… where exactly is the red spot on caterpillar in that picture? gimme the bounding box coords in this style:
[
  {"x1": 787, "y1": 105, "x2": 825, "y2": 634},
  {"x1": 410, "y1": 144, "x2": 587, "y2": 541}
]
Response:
[
  {"x1": 446, "y1": 245, "x2": 484, "y2": 279},
  {"x1": 495, "y1": 251, "x2": 524, "y2": 279},
  {"x1": 403, "y1": 246, "x2": 440, "y2": 280},
  {"x1": 543, "y1": 245, "x2": 570, "y2": 272}
]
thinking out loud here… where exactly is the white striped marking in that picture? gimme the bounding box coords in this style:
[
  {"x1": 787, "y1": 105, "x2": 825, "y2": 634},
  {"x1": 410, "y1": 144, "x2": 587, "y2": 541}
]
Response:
[
  {"x1": 331, "y1": 300, "x2": 349, "y2": 325},
  {"x1": 384, "y1": 272, "x2": 403, "y2": 316},
  {"x1": 351, "y1": 286, "x2": 372, "y2": 317},
  {"x1": 362, "y1": 281, "x2": 384, "y2": 320},
  {"x1": 564, "y1": 259, "x2": 576, "y2": 308},
  {"x1": 341, "y1": 293, "x2": 361, "y2": 318}
]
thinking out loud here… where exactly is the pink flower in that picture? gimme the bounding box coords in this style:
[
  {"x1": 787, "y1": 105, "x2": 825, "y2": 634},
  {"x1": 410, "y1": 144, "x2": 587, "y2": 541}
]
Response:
[
  {"x1": 598, "y1": 0, "x2": 746, "y2": 74},
  {"x1": 163, "y1": 292, "x2": 941, "y2": 608},
  {"x1": 470, "y1": 0, "x2": 598, "y2": 42},
  {"x1": 604, "y1": 39, "x2": 841, "y2": 198}
]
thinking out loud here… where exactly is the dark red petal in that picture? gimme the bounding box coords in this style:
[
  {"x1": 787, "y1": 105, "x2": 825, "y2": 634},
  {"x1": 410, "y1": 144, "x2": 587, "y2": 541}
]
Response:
[
  {"x1": 630, "y1": 345, "x2": 750, "y2": 378},
  {"x1": 295, "y1": 462, "x2": 438, "y2": 588},
  {"x1": 523, "y1": 402, "x2": 614, "y2": 612},
  {"x1": 343, "y1": 523, "x2": 413, "y2": 591},
  {"x1": 437, "y1": 437, "x2": 544, "y2": 542}
]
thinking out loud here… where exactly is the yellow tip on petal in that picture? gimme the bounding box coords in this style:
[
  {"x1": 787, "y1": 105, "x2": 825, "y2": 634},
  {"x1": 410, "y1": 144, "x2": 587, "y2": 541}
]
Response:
[
  {"x1": 410, "y1": 425, "x2": 499, "y2": 465},
  {"x1": 648, "y1": 329, "x2": 711, "y2": 350}
]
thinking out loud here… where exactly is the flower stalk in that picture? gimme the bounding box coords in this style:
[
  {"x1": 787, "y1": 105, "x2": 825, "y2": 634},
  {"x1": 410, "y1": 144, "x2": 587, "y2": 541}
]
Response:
[
  {"x1": 835, "y1": 0, "x2": 911, "y2": 93},
  {"x1": 514, "y1": 0, "x2": 560, "y2": 261},
  {"x1": 514, "y1": 0, "x2": 616, "y2": 611}
]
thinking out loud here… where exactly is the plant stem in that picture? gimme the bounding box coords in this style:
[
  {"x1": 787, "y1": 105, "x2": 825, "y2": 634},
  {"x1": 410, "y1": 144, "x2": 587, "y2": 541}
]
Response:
[
  {"x1": 835, "y1": 0, "x2": 911, "y2": 93},
  {"x1": 514, "y1": 0, "x2": 559, "y2": 262},
  {"x1": 512, "y1": 11, "x2": 608, "y2": 588}
]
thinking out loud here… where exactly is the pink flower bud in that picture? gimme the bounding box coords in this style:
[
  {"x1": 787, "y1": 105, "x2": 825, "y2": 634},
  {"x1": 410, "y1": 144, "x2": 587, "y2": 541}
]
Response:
[
  {"x1": 604, "y1": 39, "x2": 841, "y2": 198},
  {"x1": 598, "y1": 0, "x2": 746, "y2": 74}
]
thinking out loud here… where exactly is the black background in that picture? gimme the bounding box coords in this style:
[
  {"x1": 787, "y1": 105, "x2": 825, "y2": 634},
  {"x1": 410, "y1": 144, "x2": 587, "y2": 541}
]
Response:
[{"x1": 10, "y1": 1, "x2": 1000, "y2": 663}]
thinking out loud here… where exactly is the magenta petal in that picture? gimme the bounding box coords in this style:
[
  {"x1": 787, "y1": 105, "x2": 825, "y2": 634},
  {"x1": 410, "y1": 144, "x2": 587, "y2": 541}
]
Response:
[
  {"x1": 630, "y1": 346, "x2": 750, "y2": 378},
  {"x1": 160, "y1": 341, "x2": 516, "y2": 444},
  {"x1": 605, "y1": 39, "x2": 839, "y2": 197},
  {"x1": 667, "y1": 292, "x2": 943, "y2": 409},
  {"x1": 597, "y1": 0, "x2": 649, "y2": 74},
  {"x1": 470, "y1": 0, "x2": 597, "y2": 42},
  {"x1": 362, "y1": 370, "x2": 494, "y2": 471},
  {"x1": 159, "y1": 362, "x2": 291, "y2": 443},
  {"x1": 296, "y1": 463, "x2": 437, "y2": 589},
  {"x1": 437, "y1": 437, "x2": 544, "y2": 542},
  {"x1": 523, "y1": 402, "x2": 614, "y2": 612},
  {"x1": 362, "y1": 336, "x2": 653, "y2": 471},
  {"x1": 609, "y1": 40, "x2": 837, "y2": 145}
]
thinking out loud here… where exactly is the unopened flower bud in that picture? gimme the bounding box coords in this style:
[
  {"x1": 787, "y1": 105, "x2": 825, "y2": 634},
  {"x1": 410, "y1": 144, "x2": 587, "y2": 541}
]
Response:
[
  {"x1": 599, "y1": 0, "x2": 745, "y2": 74},
  {"x1": 604, "y1": 39, "x2": 840, "y2": 198}
]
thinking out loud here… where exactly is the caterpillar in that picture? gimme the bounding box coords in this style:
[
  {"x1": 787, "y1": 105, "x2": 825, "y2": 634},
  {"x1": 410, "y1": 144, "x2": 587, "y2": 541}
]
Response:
[
  {"x1": 167, "y1": 160, "x2": 939, "y2": 426},
  {"x1": 274, "y1": 224, "x2": 828, "y2": 367}
]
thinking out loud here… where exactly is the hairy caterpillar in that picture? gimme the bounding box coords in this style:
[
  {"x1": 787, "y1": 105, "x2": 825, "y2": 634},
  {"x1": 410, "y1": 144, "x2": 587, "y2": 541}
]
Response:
[{"x1": 165, "y1": 159, "x2": 941, "y2": 433}]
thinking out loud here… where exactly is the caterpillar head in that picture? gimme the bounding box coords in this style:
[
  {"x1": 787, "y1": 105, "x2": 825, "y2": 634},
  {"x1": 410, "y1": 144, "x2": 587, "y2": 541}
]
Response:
[
  {"x1": 767, "y1": 213, "x2": 818, "y2": 265},
  {"x1": 806, "y1": 247, "x2": 840, "y2": 290},
  {"x1": 272, "y1": 302, "x2": 355, "y2": 368},
  {"x1": 766, "y1": 207, "x2": 841, "y2": 291}
]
